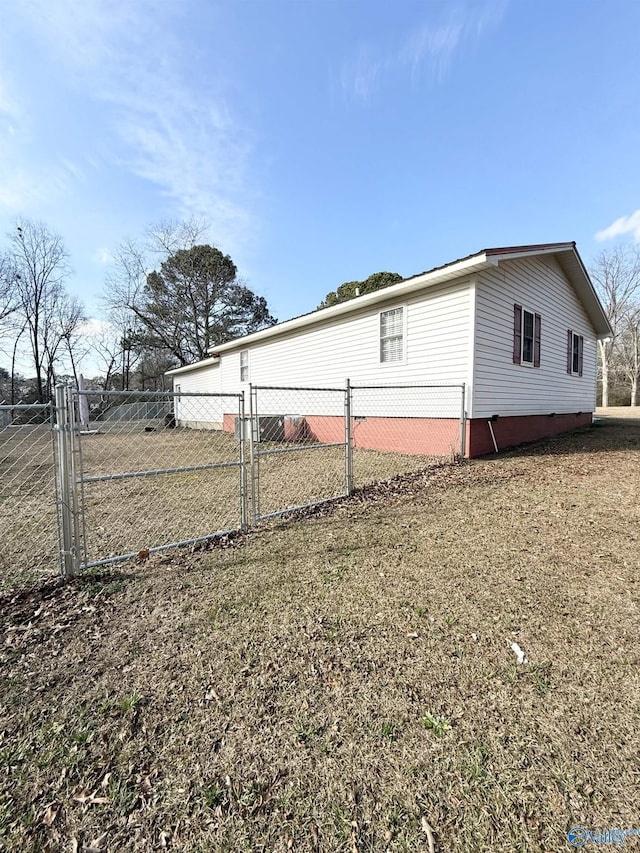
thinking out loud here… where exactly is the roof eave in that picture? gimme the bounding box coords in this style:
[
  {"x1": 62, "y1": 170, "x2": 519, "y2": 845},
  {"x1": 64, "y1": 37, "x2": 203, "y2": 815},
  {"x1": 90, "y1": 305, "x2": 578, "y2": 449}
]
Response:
[
  {"x1": 208, "y1": 252, "x2": 490, "y2": 355},
  {"x1": 180, "y1": 241, "x2": 612, "y2": 359},
  {"x1": 555, "y1": 247, "x2": 612, "y2": 338},
  {"x1": 490, "y1": 243, "x2": 612, "y2": 337},
  {"x1": 165, "y1": 356, "x2": 220, "y2": 377}
]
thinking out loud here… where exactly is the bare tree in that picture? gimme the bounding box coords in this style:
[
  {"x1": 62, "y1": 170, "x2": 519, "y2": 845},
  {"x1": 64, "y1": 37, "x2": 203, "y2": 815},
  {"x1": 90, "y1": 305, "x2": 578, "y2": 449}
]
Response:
[
  {"x1": 0, "y1": 254, "x2": 20, "y2": 395},
  {"x1": 90, "y1": 319, "x2": 124, "y2": 390},
  {"x1": 0, "y1": 253, "x2": 19, "y2": 324},
  {"x1": 8, "y1": 219, "x2": 80, "y2": 402},
  {"x1": 147, "y1": 216, "x2": 209, "y2": 257},
  {"x1": 590, "y1": 246, "x2": 640, "y2": 406},
  {"x1": 617, "y1": 307, "x2": 640, "y2": 405},
  {"x1": 55, "y1": 294, "x2": 87, "y2": 388}
]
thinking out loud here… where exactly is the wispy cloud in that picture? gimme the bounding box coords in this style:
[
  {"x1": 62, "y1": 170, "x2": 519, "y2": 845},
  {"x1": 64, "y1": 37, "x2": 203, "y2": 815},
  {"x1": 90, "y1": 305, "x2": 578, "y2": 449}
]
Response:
[
  {"x1": 340, "y1": 46, "x2": 388, "y2": 105},
  {"x1": 92, "y1": 247, "x2": 112, "y2": 265},
  {"x1": 400, "y1": 17, "x2": 466, "y2": 83},
  {"x1": 595, "y1": 210, "x2": 640, "y2": 243},
  {"x1": 339, "y1": 0, "x2": 508, "y2": 104},
  {"x1": 10, "y1": 0, "x2": 252, "y2": 252},
  {"x1": 0, "y1": 122, "x2": 79, "y2": 215}
]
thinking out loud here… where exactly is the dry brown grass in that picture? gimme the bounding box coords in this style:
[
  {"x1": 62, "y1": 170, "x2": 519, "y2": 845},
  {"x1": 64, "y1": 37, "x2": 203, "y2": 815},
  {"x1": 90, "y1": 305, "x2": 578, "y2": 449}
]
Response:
[{"x1": 1, "y1": 416, "x2": 640, "y2": 852}]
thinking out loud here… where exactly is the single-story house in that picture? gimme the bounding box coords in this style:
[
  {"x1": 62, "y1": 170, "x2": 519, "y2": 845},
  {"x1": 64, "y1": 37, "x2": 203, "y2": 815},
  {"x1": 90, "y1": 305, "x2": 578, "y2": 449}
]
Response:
[{"x1": 166, "y1": 242, "x2": 611, "y2": 457}]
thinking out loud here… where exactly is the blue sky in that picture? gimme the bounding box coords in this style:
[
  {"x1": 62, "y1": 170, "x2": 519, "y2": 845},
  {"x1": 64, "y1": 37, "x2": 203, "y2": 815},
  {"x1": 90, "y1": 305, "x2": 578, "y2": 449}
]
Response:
[{"x1": 1, "y1": 0, "x2": 640, "y2": 363}]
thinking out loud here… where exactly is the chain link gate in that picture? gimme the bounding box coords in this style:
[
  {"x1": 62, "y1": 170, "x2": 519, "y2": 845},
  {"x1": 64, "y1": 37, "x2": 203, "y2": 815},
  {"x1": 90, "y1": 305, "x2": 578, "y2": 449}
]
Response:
[
  {"x1": 55, "y1": 387, "x2": 247, "y2": 575},
  {"x1": 248, "y1": 384, "x2": 350, "y2": 523}
]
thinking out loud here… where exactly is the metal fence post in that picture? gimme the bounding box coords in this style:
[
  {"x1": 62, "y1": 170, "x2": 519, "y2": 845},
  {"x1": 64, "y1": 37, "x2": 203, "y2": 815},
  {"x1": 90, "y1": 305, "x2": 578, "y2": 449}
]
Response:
[
  {"x1": 345, "y1": 378, "x2": 353, "y2": 495},
  {"x1": 66, "y1": 385, "x2": 84, "y2": 573},
  {"x1": 54, "y1": 384, "x2": 77, "y2": 578},
  {"x1": 239, "y1": 391, "x2": 248, "y2": 532},
  {"x1": 459, "y1": 383, "x2": 467, "y2": 459},
  {"x1": 248, "y1": 383, "x2": 258, "y2": 525}
]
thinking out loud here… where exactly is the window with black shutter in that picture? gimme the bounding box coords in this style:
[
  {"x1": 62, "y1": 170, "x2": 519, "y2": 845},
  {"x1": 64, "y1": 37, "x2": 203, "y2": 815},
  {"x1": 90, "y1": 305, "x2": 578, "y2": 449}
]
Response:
[
  {"x1": 513, "y1": 304, "x2": 541, "y2": 368},
  {"x1": 567, "y1": 330, "x2": 584, "y2": 377}
]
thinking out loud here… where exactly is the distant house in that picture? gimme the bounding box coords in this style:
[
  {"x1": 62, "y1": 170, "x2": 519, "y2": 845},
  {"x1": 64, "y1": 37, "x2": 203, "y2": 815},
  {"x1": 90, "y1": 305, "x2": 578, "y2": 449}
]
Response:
[{"x1": 167, "y1": 243, "x2": 611, "y2": 457}]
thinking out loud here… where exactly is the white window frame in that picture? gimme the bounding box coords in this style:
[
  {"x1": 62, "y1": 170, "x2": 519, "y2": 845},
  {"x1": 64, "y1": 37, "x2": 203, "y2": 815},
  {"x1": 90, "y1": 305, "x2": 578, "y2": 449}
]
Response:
[
  {"x1": 379, "y1": 306, "x2": 406, "y2": 365},
  {"x1": 521, "y1": 307, "x2": 535, "y2": 367},
  {"x1": 570, "y1": 331, "x2": 583, "y2": 376},
  {"x1": 240, "y1": 350, "x2": 249, "y2": 382}
]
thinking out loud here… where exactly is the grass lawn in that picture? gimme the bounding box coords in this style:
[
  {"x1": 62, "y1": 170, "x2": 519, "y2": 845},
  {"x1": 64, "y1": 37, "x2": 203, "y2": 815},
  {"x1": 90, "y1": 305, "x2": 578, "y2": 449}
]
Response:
[{"x1": 1, "y1": 414, "x2": 639, "y2": 851}]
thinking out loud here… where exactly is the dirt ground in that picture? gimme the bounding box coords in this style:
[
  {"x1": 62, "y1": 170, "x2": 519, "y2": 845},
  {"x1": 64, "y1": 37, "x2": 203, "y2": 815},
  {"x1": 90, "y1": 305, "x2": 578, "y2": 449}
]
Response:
[
  {"x1": 595, "y1": 406, "x2": 640, "y2": 421},
  {"x1": 1, "y1": 413, "x2": 639, "y2": 852}
]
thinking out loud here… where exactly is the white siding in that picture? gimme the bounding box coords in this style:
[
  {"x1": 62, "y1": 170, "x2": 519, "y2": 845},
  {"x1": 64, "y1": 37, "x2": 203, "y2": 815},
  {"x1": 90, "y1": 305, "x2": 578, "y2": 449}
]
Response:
[
  {"x1": 219, "y1": 280, "x2": 473, "y2": 418},
  {"x1": 472, "y1": 256, "x2": 597, "y2": 418},
  {"x1": 172, "y1": 363, "x2": 226, "y2": 427}
]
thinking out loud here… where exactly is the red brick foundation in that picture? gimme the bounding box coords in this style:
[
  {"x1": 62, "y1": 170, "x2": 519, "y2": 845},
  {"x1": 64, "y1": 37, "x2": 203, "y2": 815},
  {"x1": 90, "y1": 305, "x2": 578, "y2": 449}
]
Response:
[
  {"x1": 222, "y1": 411, "x2": 593, "y2": 458},
  {"x1": 466, "y1": 412, "x2": 593, "y2": 457},
  {"x1": 223, "y1": 413, "x2": 461, "y2": 456}
]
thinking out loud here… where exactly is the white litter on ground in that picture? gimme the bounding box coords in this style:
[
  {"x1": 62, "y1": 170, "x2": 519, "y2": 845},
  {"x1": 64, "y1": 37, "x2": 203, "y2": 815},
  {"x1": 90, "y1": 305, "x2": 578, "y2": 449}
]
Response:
[{"x1": 510, "y1": 641, "x2": 528, "y2": 664}]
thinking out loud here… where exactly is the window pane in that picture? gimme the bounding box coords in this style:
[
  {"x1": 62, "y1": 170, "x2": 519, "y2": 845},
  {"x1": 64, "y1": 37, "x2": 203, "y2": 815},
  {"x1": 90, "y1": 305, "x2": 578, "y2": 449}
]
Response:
[
  {"x1": 388, "y1": 335, "x2": 403, "y2": 360},
  {"x1": 380, "y1": 308, "x2": 403, "y2": 362},
  {"x1": 523, "y1": 311, "x2": 534, "y2": 338},
  {"x1": 572, "y1": 334, "x2": 580, "y2": 373},
  {"x1": 522, "y1": 338, "x2": 533, "y2": 363},
  {"x1": 522, "y1": 310, "x2": 534, "y2": 363},
  {"x1": 380, "y1": 308, "x2": 402, "y2": 337},
  {"x1": 381, "y1": 335, "x2": 403, "y2": 363}
]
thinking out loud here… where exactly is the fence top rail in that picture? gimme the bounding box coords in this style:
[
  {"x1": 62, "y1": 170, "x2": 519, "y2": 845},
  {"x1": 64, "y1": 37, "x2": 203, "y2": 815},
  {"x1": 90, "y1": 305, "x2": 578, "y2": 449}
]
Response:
[
  {"x1": 0, "y1": 403, "x2": 51, "y2": 410},
  {"x1": 72, "y1": 389, "x2": 242, "y2": 399},
  {"x1": 350, "y1": 383, "x2": 465, "y2": 391},
  {"x1": 252, "y1": 384, "x2": 347, "y2": 393}
]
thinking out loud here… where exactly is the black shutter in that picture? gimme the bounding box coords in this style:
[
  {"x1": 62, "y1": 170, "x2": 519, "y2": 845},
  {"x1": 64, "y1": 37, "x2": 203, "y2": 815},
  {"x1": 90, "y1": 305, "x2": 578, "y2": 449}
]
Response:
[
  {"x1": 513, "y1": 304, "x2": 522, "y2": 364},
  {"x1": 534, "y1": 313, "x2": 541, "y2": 368},
  {"x1": 567, "y1": 330, "x2": 573, "y2": 374},
  {"x1": 578, "y1": 335, "x2": 583, "y2": 377}
]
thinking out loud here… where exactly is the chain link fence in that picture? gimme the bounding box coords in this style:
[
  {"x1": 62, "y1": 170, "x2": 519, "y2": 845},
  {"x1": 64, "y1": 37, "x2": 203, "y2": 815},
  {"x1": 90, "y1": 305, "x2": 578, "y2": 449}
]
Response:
[
  {"x1": 67, "y1": 389, "x2": 246, "y2": 570},
  {"x1": 0, "y1": 403, "x2": 59, "y2": 592},
  {"x1": 350, "y1": 383, "x2": 466, "y2": 488},
  {"x1": 249, "y1": 385, "x2": 348, "y2": 522},
  {"x1": 2, "y1": 382, "x2": 465, "y2": 589}
]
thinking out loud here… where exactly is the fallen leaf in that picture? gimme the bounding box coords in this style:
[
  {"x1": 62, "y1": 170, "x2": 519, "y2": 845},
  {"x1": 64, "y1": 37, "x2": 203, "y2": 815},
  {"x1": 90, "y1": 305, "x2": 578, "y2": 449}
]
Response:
[
  {"x1": 421, "y1": 816, "x2": 436, "y2": 853},
  {"x1": 350, "y1": 820, "x2": 360, "y2": 853},
  {"x1": 73, "y1": 788, "x2": 110, "y2": 805},
  {"x1": 42, "y1": 801, "x2": 60, "y2": 827},
  {"x1": 84, "y1": 831, "x2": 108, "y2": 852}
]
